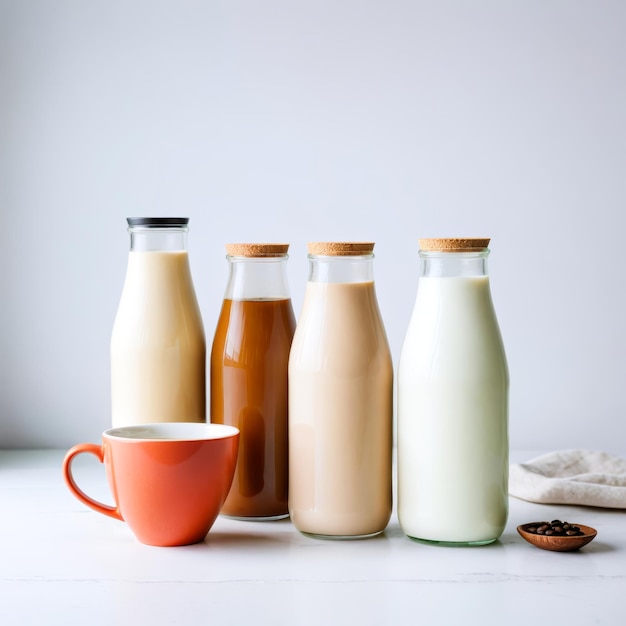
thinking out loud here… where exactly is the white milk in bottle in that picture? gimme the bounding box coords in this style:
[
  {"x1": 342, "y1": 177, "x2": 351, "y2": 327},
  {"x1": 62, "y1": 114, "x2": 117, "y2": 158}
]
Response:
[
  {"x1": 397, "y1": 238, "x2": 509, "y2": 545},
  {"x1": 110, "y1": 218, "x2": 206, "y2": 427}
]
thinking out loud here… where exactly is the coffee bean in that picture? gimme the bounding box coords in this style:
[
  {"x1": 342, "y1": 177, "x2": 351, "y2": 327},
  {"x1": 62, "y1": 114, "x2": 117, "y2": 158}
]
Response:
[{"x1": 524, "y1": 520, "x2": 586, "y2": 537}]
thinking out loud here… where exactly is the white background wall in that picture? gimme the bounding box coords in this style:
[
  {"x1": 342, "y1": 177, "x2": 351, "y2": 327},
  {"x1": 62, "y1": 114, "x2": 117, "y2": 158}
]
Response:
[{"x1": 1, "y1": 0, "x2": 625, "y2": 452}]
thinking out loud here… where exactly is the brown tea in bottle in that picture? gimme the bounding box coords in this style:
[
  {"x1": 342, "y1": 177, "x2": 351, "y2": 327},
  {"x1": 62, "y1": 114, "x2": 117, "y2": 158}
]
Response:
[{"x1": 210, "y1": 244, "x2": 296, "y2": 519}]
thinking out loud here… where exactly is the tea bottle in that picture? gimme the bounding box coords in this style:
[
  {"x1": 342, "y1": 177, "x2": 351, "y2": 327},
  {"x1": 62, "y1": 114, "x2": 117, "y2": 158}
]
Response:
[
  {"x1": 110, "y1": 217, "x2": 206, "y2": 427},
  {"x1": 288, "y1": 242, "x2": 393, "y2": 538},
  {"x1": 397, "y1": 238, "x2": 509, "y2": 545},
  {"x1": 210, "y1": 244, "x2": 296, "y2": 520}
]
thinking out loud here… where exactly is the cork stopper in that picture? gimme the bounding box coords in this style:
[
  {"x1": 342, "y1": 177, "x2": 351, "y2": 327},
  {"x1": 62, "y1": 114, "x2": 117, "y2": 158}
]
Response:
[
  {"x1": 307, "y1": 242, "x2": 375, "y2": 256},
  {"x1": 225, "y1": 243, "x2": 290, "y2": 257},
  {"x1": 419, "y1": 238, "x2": 490, "y2": 252}
]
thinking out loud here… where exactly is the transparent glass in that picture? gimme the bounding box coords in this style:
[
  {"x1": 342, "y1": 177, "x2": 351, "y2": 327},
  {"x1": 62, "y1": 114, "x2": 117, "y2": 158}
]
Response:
[
  {"x1": 308, "y1": 254, "x2": 375, "y2": 283},
  {"x1": 110, "y1": 218, "x2": 205, "y2": 428},
  {"x1": 398, "y1": 247, "x2": 509, "y2": 546},
  {"x1": 129, "y1": 225, "x2": 188, "y2": 251},
  {"x1": 224, "y1": 255, "x2": 292, "y2": 300},
  {"x1": 288, "y1": 252, "x2": 393, "y2": 539},
  {"x1": 211, "y1": 250, "x2": 296, "y2": 521},
  {"x1": 420, "y1": 249, "x2": 489, "y2": 277}
]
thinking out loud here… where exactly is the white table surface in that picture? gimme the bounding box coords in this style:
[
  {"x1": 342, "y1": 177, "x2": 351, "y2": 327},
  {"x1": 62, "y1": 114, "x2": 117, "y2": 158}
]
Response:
[{"x1": 1, "y1": 449, "x2": 624, "y2": 626}]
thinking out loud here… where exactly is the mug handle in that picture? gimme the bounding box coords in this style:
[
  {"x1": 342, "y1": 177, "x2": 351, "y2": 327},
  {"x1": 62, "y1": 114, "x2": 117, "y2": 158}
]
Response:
[{"x1": 62, "y1": 443, "x2": 123, "y2": 521}]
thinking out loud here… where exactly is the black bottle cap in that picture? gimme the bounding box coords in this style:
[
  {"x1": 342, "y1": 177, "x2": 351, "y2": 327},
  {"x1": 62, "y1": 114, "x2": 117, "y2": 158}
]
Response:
[{"x1": 126, "y1": 217, "x2": 190, "y2": 227}]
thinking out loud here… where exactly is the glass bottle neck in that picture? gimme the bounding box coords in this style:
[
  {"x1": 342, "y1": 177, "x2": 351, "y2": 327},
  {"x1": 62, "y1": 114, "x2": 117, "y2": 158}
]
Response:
[
  {"x1": 419, "y1": 250, "x2": 489, "y2": 278},
  {"x1": 225, "y1": 256, "x2": 291, "y2": 300},
  {"x1": 129, "y1": 226, "x2": 188, "y2": 252},
  {"x1": 308, "y1": 255, "x2": 375, "y2": 283}
]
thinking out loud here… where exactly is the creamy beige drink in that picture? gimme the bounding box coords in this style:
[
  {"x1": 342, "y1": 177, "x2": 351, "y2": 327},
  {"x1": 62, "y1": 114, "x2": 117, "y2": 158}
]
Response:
[
  {"x1": 289, "y1": 243, "x2": 393, "y2": 538},
  {"x1": 111, "y1": 250, "x2": 206, "y2": 426}
]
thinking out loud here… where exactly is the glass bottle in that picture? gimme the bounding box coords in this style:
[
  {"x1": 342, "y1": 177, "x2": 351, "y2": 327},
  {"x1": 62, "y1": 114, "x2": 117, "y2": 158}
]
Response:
[
  {"x1": 110, "y1": 217, "x2": 206, "y2": 427},
  {"x1": 397, "y1": 238, "x2": 509, "y2": 545},
  {"x1": 210, "y1": 244, "x2": 296, "y2": 520},
  {"x1": 288, "y1": 242, "x2": 393, "y2": 539}
]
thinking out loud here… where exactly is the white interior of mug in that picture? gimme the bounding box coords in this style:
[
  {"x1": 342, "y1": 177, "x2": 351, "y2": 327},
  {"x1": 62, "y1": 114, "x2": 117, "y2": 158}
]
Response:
[{"x1": 104, "y1": 423, "x2": 239, "y2": 441}]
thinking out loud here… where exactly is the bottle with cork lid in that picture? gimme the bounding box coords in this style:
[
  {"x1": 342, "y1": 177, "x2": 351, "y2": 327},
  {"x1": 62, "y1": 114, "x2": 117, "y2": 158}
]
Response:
[
  {"x1": 397, "y1": 237, "x2": 509, "y2": 545},
  {"x1": 210, "y1": 243, "x2": 296, "y2": 520},
  {"x1": 288, "y1": 242, "x2": 393, "y2": 539}
]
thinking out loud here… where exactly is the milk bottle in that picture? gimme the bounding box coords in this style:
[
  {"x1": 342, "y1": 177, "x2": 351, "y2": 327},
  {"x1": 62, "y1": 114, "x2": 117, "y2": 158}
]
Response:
[
  {"x1": 111, "y1": 218, "x2": 206, "y2": 427},
  {"x1": 211, "y1": 243, "x2": 296, "y2": 520},
  {"x1": 397, "y1": 238, "x2": 509, "y2": 545},
  {"x1": 289, "y1": 242, "x2": 393, "y2": 539}
]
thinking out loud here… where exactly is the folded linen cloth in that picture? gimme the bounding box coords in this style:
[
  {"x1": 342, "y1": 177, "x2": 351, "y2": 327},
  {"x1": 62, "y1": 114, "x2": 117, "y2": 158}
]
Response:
[{"x1": 509, "y1": 449, "x2": 626, "y2": 509}]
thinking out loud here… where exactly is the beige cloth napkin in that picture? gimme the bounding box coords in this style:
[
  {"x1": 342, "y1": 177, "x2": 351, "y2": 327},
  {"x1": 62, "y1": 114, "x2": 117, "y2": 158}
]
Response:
[{"x1": 509, "y1": 449, "x2": 626, "y2": 509}]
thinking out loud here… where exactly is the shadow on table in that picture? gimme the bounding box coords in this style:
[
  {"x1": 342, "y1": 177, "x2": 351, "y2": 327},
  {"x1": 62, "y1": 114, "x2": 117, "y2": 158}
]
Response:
[
  {"x1": 199, "y1": 518, "x2": 397, "y2": 550},
  {"x1": 572, "y1": 540, "x2": 617, "y2": 554}
]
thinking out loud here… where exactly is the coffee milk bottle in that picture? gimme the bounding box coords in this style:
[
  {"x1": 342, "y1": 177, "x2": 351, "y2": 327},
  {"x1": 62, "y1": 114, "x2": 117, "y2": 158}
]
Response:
[
  {"x1": 289, "y1": 242, "x2": 393, "y2": 539},
  {"x1": 398, "y1": 238, "x2": 509, "y2": 545},
  {"x1": 111, "y1": 218, "x2": 206, "y2": 427},
  {"x1": 211, "y1": 244, "x2": 296, "y2": 520}
]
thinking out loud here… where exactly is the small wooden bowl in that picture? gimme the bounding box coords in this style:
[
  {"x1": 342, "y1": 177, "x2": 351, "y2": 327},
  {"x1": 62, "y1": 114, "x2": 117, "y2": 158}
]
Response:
[{"x1": 517, "y1": 523, "x2": 597, "y2": 552}]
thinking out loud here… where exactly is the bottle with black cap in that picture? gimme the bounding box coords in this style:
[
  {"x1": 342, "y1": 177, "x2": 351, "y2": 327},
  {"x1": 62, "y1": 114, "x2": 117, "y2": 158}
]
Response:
[{"x1": 110, "y1": 218, "x2": 206, "y2": 427}]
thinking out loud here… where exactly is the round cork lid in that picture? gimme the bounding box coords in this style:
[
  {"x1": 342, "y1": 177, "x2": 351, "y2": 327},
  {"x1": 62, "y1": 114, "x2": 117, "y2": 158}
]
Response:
[
  {"x1": 225, "y1": 243, "x2": 290, "y2": 257},
  {"x1": 307, "y1": 242, "x2": 375, "y2": 256},
  {"x1": 419, "y1": 238, "x2": 490, "y2": 252}
]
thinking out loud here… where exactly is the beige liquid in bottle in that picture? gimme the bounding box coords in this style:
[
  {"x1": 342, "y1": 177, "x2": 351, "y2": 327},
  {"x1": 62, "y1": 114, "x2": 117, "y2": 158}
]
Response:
[
  {"x1": 289, "y1": 279, "x2": 393, "y2": 538},
  {"x1": 111, "y1": 250, "x2": 206, "y2": 426}
]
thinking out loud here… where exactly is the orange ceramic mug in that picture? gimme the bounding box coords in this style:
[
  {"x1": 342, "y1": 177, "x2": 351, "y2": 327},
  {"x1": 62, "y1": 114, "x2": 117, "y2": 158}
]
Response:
[{"x1": 63, "y1": 423, "x2": 239, "y2": 547}]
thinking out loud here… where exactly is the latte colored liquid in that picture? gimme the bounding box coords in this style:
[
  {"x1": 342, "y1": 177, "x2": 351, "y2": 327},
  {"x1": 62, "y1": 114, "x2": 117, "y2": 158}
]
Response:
[
  {"x1": 397, "y1": 276, "x2": 508, "y2": 544},
  {"x1": 288, "y1": 281, "x2": 393, "y2": 537},
  {"x1": 211, "y1": 298, "x2": 296, "y2": 518},
  {"x1": 111, "y1": 251, "x2": 206, "y2": 427}
]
